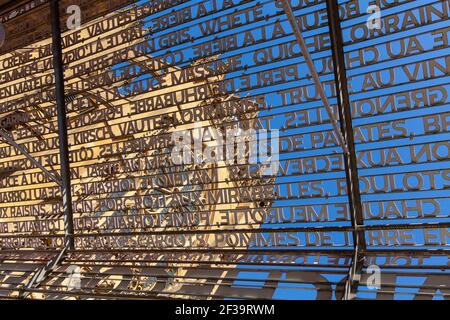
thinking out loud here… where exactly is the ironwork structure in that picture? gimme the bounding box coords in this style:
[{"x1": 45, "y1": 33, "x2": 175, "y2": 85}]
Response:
[{"x1": 0, "y1": 0, "x2": 448, "y2": 300}]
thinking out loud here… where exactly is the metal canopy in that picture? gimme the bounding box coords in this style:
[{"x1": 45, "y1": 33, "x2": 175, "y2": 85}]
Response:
[{"x1": 0, "y1": 0, "x2": 449, "y2": 300}]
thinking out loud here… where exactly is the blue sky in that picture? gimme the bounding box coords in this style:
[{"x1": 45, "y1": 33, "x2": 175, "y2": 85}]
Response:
[{"x1": 109, "y1": 0, "x2": 450, "y2": 299}]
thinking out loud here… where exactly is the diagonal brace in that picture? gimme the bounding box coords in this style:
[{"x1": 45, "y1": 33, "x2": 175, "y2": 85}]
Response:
[
  {"x1": 325, "y1": 0, "x2": 366, "y2": 299},
  {"x1": 21, "y1": 246, "x2": 68, "y2": 299},
  {"x1": 279, "y1": 0, "x2": 349, "y2": 155},
  {"x1": 280, "y1": 0, "x2": 367, "y2": 299}
]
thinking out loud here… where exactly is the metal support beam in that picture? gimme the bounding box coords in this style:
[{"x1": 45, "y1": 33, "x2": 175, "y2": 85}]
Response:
[
  {"x1": 279, "y1": 0, "x2": 348, "y2": 155},
  {"x1": 21, "y1": 247, "x2": 68, "y2": 299},
  {"x1": 0, "y1": 129, "x2": 61, "y2": 186},
  {"x1": 50, "y1": 0, "x2": 75, "y2": 250},
  {"x1": 279, "y1": 0, "x2": 366, "y2": 299},
  {"x1": 325, "y1": 0, "x2": 366, "y2": 300}
]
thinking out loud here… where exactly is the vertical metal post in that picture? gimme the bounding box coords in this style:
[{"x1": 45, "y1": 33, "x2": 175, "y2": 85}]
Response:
[
  {"x1": 325, "y1": 0, "x2": 366, "y2": 299},
  {"x1": 50, "y1": 0, "x2": 74, "y2": 249}
]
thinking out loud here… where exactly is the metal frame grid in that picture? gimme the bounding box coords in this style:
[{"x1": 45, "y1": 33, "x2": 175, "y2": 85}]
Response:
[{"x1": 0, "y1": 0, "x2": 448, "y2": 300}]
